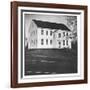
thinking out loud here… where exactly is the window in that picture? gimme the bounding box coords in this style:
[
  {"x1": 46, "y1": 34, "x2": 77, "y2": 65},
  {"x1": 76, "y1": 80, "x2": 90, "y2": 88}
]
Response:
[
  {"x1": 63, "y1": 32, "x2": 65, "y2": 37},
  {"x1": 50, "y1": 31, "x2": 52, "y2": 36},
  {"x1": 66, "y1": 32, "x2": 68, "y2": 36},
  {"x1": 46, "y1": 39, "x2": 48, "y2": 45},
  {"x1": 31, "y1": 40, "x2": 33, "y2": 44},
  {"x1": 31, "y1": 31, "x2": 34, "y2": 36},
  {"x1": 58, "y1": 33, "x2": 61, "y2": 38},
  {"x1": 34, "y1": 40, "x2": 36, "y2": 45},
  {"x1": 36, "y1": 40, "x2": 37, "y2": 44},
  {"x1": 66, "y1": 40, "x2": 68, "y2": 45},
  {"x1": 63, "y1": 40, "x2": 65, "y2": 45},
  {"x1": 41, "y1": 39, "x2": 44, "y2": 45},
  {"x1": 41, "y1": 30, "x2": 44, "y2": 35},
  {"x1": 59, "y1": 42, "x2": 61, "y2": 45},
  {"x1": 50, "y1": 40, "x2": 52, "y2": 45},
  {"x1": 46, "y1": 31, "x2": 48, "y2": 35},
  {"x1": 33, "y1": 40, "x2": 35, "y2": 45}
]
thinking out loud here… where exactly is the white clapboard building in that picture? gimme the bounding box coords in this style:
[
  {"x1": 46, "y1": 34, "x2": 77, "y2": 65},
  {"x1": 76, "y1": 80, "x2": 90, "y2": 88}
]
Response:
[{"x1": 28, "y1": 19, "x2": 72, "y2": 49}]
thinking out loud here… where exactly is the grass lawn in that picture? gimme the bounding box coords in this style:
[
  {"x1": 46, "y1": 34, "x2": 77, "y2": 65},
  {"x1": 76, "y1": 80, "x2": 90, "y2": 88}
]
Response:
[{"x1": 25, "y1": 48, "x2": 77, "y2": 75}]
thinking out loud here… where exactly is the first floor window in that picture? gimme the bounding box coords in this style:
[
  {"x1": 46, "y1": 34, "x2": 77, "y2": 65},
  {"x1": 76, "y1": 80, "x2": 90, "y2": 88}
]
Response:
[
  {"x1": 50, "y1": 40, "x2": 52, "y2": 45},
  {"x1": 36, "y1": 40, "x2": 37, "y2": 44},
  {"x1": 66, "y1": 40, "x2": 68, "y2": 45},
  {"x1": 33, "y1": 40, "x2": 35, "y2": 45},
  {"x1": 41, "y1": 39, "x2": 44, "y2": 45},
  {"x1": 63, "y1": 40, "x2": 65, "y2": 45},
  {"x1": 46, "y1": 39, "x2": 48, "y2": 45},
  {"x1": 59, "y1": 42, "x2": 61, "y2": 45}
]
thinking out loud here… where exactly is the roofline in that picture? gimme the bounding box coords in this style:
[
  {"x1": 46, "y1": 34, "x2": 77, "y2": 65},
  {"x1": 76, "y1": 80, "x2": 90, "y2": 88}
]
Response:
[{"x1": 33, "y1": 19, "x2": 71, "y2": 31}]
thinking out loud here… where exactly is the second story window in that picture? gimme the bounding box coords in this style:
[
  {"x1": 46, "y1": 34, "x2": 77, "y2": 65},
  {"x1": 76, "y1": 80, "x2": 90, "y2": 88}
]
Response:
[
  {"x1": 58, "y1": 33, "x2": 61, "y2": 38},
  {"x1": 46, "y1": 31, "x2": 48, "y2": 35},
  {"x1": 66, "y1": 32, "x2": 68, "y2": 36},
  {"x1": 36, "y1": 40, "x2": 37, "y2": 44},
  {"x1": 50, "y1": 31, "x2": 52, "y2": 36},
  {"x1": 41, "y1": 30, "x2": 44, "y2": 35},
  {"x1": 41, "y1": 39, "x2": 44, "y2": 45},
  {"x1": 63, "y1": 32, "x2": 65, "y2": 37}
]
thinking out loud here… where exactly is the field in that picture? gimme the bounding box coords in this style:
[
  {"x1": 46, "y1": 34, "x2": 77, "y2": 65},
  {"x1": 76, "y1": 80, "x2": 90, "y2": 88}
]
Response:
[{"x1": 25, "y1": 47, "x2": 77, "y2": 75}]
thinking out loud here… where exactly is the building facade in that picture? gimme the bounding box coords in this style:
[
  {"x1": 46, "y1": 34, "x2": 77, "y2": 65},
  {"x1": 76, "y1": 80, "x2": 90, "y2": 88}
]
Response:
[{"x1": 28, "y1": 20, "x2": 72, "y2": 49}]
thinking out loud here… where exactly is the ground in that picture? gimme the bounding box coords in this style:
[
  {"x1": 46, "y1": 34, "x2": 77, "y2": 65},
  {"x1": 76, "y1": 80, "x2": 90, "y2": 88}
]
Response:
[{"x1": 25, "y1": 45, "x2": 77, "y2": 76}]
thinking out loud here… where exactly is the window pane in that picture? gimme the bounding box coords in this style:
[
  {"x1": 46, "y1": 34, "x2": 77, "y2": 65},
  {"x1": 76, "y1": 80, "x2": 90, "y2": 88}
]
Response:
[
  {"x1": 59, "y1": 42, "x2": 61, "y2": 45},
  {"x1": 50, "y1": 40, "x2": 52, "y2": 44},
  {"x1": 46, "y1": 39, "x2": 48, "y2": 45},
  {"x1": 50, "y1": 31, "x2": 52, "y2": 36},
  {"x1": 66, "y1": 32, "x2": 68, "y2": 36},
  {"x1": 33, "y1": 40, "x2": 35, "y2": 45},
  {"x1": 63, "y1": 32, "x2": 65, "y2": 37},
  {"x1": 67, "y1": 40, "x2": 68, "y2": 45},
  {"x1": 58, "y1": 33, "x2": 61, "y2": 38},
  {"x1": 36, "y1": 40, "x2": 37, "y2": 44},
  {"x1": 41, "y1": 30, "x2": 44, "y2": 35},
  {"x1": 63, "y1": 40, "x2": 65, "y2": 45},
  {"x1": 41, "y1": 39, "x2": 44, "y2": 45},
  {"x1": 46, "y1": 31, "x2": 48, "y2": 35}
]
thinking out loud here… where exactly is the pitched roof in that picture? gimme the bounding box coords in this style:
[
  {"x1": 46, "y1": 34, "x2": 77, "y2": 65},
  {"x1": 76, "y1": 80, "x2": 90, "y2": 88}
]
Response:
[{"x1": 33, "y1": 19, "x2": 70, "y2": 31}]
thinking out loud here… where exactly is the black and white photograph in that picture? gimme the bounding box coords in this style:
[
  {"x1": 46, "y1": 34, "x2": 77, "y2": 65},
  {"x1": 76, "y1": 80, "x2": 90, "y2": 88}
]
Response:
[{"x1": 24, "y1": 14, "x2": 77, "y2": 76}]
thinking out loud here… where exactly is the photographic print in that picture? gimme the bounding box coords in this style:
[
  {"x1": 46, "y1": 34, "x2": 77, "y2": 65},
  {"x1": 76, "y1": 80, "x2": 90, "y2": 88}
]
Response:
[
  {"x1": 11, "y1": 1, "x2": 87, "y2": 88},
  {"x1": 25, "y1": 14, "x2": 77, "y2": 76}
]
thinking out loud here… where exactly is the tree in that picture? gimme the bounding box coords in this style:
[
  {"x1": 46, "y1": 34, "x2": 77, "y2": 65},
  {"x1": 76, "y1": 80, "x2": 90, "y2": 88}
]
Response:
[{"x1": 66, "y1": 16, "x2": 77, "y2": 43}]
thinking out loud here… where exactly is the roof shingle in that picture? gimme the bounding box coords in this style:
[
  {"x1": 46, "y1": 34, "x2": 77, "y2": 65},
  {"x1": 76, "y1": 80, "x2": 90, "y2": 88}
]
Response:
[{"x1": 33, "y1": 19, "x2": 70, "y2": 31}]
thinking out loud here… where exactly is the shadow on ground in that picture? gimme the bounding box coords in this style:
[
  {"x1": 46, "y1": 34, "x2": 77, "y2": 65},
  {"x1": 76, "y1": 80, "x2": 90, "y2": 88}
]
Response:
[{"x1": 25, "y1": 46, "x2": 77, "y2": 76}]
